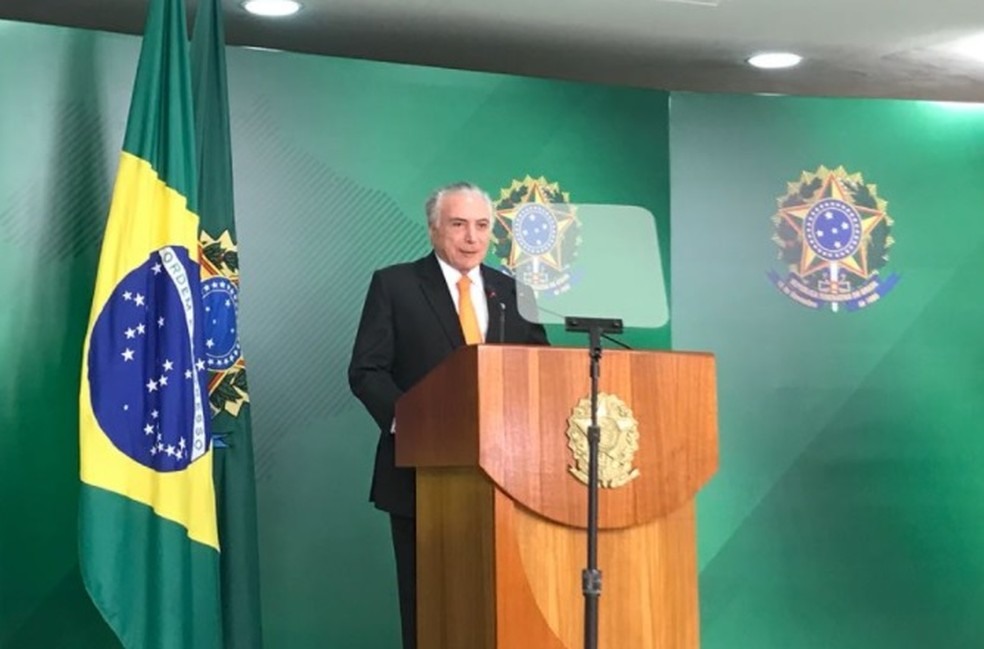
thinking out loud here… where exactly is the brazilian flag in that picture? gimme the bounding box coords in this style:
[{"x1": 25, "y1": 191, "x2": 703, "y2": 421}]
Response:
[{"x1": 78, "y1": 0, "x2": 223, "y2": 647}]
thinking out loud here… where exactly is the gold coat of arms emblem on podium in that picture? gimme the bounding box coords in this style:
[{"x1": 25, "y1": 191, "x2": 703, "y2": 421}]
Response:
[{"x1": 566, "y1": 392, "x2": 641, "y2": 488}]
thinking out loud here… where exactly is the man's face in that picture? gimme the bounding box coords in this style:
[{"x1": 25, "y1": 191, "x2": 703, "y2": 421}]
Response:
[{"x1": 429, "y1": 190, "x2": 492, "y2": 273}]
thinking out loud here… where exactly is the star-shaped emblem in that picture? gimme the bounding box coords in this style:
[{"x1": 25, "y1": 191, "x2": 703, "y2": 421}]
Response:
[
  {"x1": 496, "y1": 182, "x2": 576, "y2": 273},
  {"x1": 775, "y1": 171, "x2": 888, "y2": 280}
]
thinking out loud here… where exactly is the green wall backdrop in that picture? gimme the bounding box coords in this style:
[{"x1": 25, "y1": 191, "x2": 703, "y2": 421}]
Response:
[
  {"x1": 673, "y1": 93, "x2": 984, "y2": 648},
  {"x1": 0, "y1": 19, "x2": 669, "y2": 648}
]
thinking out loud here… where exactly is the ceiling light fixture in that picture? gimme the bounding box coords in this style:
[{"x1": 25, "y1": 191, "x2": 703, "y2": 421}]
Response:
[
  {"x1": 950, "y1": 33, "x2": 984, "y2": 63},
  {"x1": 932, "y1": 101, "x2": 984, "y2": 112},
  {"x1": 747, "y1": 52, "x2": 803, "y2": 70},
  {"x1": 241, "y1": 0, "x2": 302, "y2": 17}
]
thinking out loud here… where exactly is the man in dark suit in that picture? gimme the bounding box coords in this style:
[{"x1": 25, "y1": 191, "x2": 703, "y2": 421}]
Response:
[{"x1": 348, "y1": 181, "x2": 548, "y2": 649}]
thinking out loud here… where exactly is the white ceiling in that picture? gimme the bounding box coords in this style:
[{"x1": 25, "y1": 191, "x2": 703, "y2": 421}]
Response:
[{"x1": 3, "y1": 0, "x2": 984, "y2": 101}]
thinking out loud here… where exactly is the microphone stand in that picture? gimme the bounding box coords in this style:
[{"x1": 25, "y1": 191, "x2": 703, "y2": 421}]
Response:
[
  {"x1": 497, "y1": 302, "x2": 505, "y2": 344},
  {"x1": 486, "y1": 288, "x2": 507, "y2": 344},
  {"x1": 564, "y1": 315, "x2": 623, "y2": 649},
  {"x1": 511, "y1": 282, "x2": 628, "y2": 646}
]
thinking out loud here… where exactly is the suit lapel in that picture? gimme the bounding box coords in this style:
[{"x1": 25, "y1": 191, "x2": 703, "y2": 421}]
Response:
[
  {"x1": 482, "y1": 266, "x2": 504, "y2": 345},
  {"x1": 416, "y1": 253, "x2": 464, "y2": 348}
]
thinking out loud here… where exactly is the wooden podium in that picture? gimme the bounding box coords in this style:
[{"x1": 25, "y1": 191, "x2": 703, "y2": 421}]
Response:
[{"x1": 395, "y1": 344, "x2": 718, "y2": 649}]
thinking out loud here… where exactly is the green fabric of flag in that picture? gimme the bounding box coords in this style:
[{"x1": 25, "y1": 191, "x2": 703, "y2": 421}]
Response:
[{"x1": 191, "y1": 0, "x2": 264, "y2": 646}]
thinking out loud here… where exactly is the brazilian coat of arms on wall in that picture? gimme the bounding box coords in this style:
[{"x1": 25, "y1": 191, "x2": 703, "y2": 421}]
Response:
[
  {"x1": 768, "y1": 165, "x2": 899, "y2": 312},
  {"x1": 492, "y1": 175, "x2": 582, "y2": 297}
]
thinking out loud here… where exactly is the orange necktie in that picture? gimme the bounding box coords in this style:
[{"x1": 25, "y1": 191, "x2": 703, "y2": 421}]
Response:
[{"x1": 457, "y1": 274, "x2": 482, "y2": 345}]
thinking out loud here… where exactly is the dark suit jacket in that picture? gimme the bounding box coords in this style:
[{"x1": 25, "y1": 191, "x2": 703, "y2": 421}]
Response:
[{"x1": 348, "y1": 252, "x2": 549, "y2": 517}]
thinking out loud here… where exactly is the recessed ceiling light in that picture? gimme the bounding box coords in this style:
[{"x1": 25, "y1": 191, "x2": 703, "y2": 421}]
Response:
[
  {"x1": 950, "y1": 33, "x2": 984, "y2": 63},
  {"x1": 747, "y1": 52, "x2": 803, "y2": 70},
  {"x1": 241, "y1": 0, "x2": 302, "y2": 17},
  {"x1": 932, "y1": 101, "x2": 984, "y2": 112}
]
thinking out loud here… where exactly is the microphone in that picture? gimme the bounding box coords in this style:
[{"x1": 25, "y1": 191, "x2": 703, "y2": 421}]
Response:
[{"x1": 486, "y1": 287, "x2": 506, "y2": 344}]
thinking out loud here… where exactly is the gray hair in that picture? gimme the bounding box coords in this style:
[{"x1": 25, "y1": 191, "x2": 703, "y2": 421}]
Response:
[{"x1": 424, "y1": 181, "x2": 494, "y2": 227}]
